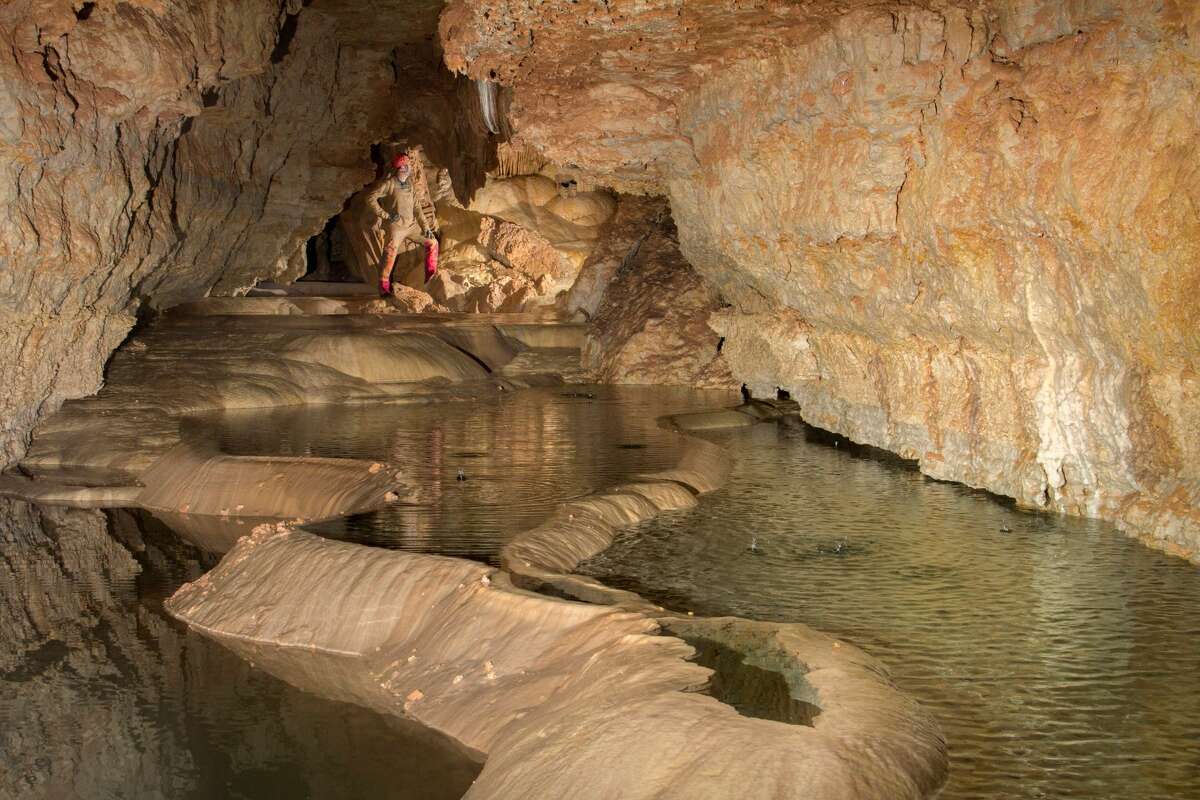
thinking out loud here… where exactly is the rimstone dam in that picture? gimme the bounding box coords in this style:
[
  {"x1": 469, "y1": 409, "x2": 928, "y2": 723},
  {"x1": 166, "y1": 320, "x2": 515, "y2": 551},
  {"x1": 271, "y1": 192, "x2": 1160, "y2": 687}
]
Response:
[{"x1": 1, "y1": 2, "x2": 1198, "y2": 799}]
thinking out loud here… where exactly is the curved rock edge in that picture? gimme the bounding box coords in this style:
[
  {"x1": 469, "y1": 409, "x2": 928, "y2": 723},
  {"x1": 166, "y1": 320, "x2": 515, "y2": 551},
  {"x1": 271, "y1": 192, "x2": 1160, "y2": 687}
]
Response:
[
  {"x1": 5, "y1": 316, "x2": 584, "y2": 547},
  {"x1": 166, "y1": 402, "x2": 949, "y2": 799}
]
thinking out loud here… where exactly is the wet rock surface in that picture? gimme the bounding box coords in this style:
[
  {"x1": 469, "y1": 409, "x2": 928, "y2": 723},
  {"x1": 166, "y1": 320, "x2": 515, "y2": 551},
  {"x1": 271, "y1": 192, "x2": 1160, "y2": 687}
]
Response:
[
  {"x1": 578, "y1": 417, "x2": 1200, "y2": 798},
  {"x1": 441, "y1": 0, "x2": 1200, "y2": 558},
  {"x1": 0, "y1": 0, "x2": 492, "y2": 466},
  {"x1": 2, "y1": 0, "x2": 1198, "y2": 796},
  {"x1": 30, "y1": 310, "x2": 939, "y2": 799},
  {"x1": 0, "y1": 499, "x2": 481, "y2": 799},
  {"x1": 168, "y1": 496, "x2": 947, "y2": 800},
  {"x1": 8, "y1": 303, "x2": 588, "y2": 551}
]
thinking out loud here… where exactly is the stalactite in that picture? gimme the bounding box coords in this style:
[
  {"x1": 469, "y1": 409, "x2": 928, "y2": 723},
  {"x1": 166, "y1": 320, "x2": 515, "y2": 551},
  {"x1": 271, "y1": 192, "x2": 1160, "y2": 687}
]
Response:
[
  {"x1": 493, "y1": 142, "x2": 547, "y2": 177},
  {"x1": 475, "y1": 78, "x2": 500, "y2": 134}
]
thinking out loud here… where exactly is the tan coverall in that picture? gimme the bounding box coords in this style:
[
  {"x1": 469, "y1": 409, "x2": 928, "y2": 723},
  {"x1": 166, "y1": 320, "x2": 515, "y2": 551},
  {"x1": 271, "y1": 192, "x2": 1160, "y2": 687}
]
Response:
[{"x1": 365, "y1": 175, "x2": 435, "y2": 283}]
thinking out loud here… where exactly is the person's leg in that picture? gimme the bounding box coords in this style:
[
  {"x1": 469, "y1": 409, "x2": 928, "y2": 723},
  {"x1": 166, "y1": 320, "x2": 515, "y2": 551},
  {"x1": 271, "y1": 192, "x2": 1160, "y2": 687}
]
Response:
[
  {"x1": 378, "y1": 233, "x2": 399, "y2": 295},
  {"x1": 404, "y1": 229, "x2": 438, "y2": 283}
]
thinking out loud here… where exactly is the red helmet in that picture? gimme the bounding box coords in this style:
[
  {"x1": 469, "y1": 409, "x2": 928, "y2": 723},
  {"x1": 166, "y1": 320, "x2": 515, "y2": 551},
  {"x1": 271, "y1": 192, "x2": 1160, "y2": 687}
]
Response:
[{"x1": 390, "y1": 153, "x2": 411, "y2": 171}]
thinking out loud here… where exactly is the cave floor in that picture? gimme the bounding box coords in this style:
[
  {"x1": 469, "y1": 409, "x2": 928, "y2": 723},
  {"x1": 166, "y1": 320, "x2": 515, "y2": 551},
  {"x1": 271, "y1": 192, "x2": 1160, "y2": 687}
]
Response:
[
  {"x1": 18, "y1": 294, "x2": 1193, "y2": 799},
  {"x1": 0, "y1": 297, "x2": 974, "y2": 796},
  {"x1": 580, "y1": 420, "x2": 1200, "y2": 799}
]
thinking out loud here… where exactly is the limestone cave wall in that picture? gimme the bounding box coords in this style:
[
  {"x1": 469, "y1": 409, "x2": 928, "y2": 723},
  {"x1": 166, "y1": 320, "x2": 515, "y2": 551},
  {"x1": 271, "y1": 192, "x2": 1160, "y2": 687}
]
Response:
[
  {"x1": 3, "y1": 0, "x2": 1197, "y2": 557},
  {"x1": 0, "y1": 0, "x2": 494, "y2": 467},
  {"x1": 442, "y1": 0, "x2": 1200, "y2": 556}
]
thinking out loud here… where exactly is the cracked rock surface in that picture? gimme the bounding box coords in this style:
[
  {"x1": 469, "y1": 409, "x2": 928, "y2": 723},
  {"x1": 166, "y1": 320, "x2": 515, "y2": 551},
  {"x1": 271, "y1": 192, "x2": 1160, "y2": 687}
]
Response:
[
  {"x1": 441, "y1": 0, "x2": 1200, "y2": 558},
  {"x1": 0, "y1": 0, "x2": 491, "y2": 466}
]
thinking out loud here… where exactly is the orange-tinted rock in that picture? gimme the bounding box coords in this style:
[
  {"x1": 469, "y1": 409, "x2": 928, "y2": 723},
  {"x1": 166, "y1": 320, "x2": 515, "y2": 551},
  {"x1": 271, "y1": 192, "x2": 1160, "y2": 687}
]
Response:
[
  {"x1": 584, "y1": 215, "x2": 735, "y2": 389},
  {"x1": 566, "y1": 195, "x2": 668, "y2": 318},
  {"x1": 385, "y1": 285, "x2": 448, "y2": 314},
  {"x1": 442, "y1": 0, "x2": 1200, "y2": 558}
]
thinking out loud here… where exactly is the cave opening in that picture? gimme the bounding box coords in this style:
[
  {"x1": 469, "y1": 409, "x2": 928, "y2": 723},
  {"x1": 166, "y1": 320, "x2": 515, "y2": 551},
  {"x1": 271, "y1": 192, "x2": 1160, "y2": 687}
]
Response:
[{"x1": 299, "y1": 215, "x2": 357, "y2": 284}]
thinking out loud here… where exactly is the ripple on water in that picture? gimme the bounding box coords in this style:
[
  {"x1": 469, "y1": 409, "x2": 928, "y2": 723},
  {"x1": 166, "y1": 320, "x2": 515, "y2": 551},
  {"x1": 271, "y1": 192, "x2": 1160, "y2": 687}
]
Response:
[
  {"x1": 202, "y1": 385, "x2": 736, "y2": 564},
  {"x1": 579, "y1": 419, "x2": 1200, "y2": 800},
  {"x1": 0, "y1": 503, "x2": 481, "y2": 799}
]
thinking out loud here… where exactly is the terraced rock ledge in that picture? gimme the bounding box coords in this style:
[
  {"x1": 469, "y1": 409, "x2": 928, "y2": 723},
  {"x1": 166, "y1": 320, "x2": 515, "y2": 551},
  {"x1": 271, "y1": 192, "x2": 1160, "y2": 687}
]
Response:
[
  {"x1": 166, "y1": 397, "x2": 948, "y2": 799},
  {"x1": 8, "y1": 298, "x2": 945, "y2": 797}
]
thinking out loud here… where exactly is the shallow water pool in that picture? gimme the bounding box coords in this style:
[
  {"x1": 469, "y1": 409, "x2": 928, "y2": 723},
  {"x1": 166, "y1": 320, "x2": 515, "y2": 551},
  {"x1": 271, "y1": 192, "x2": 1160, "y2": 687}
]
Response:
[
  {"x1": 207, "y1": 385, "x2": 733, "y2": 563},
  {"x1": 0, "y1": 500, "x2": 481, "y2": 799},
  {"x1": 579, "y1": 418, "x2": 1200, "y2": 799}
]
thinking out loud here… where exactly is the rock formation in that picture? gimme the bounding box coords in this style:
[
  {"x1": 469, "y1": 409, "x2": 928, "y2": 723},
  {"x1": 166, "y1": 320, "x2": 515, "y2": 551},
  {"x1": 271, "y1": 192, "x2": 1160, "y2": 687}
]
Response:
[
  {"x1": 6, "y1": 304, "x2": 600, "y2": 552},
  {"x1": 582, "y1": 208, "x2": 735, "y2": 388},
  {"x1": 0, "y1": 499, "x2": 480, "y2": 798},
  {"x1": 0, "y1": 0, "x2": 493, "y2": 466},
  {"x1": 167, "y1": 417, "x2": 948, "y2": 799},
  {"x1": 1, "y1": 0, "x2": 1194, "y2": 561},
  {"x1": 441, "y1": 0, "x2": 1200, "y2": 558}
]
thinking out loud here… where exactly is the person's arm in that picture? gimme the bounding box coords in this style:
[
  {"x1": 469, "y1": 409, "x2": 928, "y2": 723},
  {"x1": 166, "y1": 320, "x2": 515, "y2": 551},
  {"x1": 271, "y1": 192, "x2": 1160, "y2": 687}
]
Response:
[{"x1": 364, "y1": 179, "x2": 391, "y2": 222}]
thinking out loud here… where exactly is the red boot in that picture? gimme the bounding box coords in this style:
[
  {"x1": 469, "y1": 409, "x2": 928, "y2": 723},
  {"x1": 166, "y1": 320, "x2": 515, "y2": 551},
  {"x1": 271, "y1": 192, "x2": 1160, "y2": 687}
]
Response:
[
  {"x1": 379, "y1": 278, "x2": 391, "y2": 297},
  {"x1": 424, "y1": 239, "x2": 439, "y2": 283}
]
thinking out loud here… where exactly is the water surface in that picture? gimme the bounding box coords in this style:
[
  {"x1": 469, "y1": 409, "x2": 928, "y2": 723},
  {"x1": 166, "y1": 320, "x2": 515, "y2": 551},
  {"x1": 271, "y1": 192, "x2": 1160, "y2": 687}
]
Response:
[
  {"x1": 579, "y1": 419, "x2": 1200, "y2": 800},
  {"x1": 209, "y1": 385, "x2": 732, "y2": 564},
  {"x1": 0, "y1": 500, "x2": 481, "y2": 799}
]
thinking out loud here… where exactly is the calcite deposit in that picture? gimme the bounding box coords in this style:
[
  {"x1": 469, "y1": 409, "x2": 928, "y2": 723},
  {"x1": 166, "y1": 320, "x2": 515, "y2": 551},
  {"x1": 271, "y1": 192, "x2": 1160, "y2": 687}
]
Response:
[
  {"x1": 167, "y1": 419, "x2": 948, "y2": 799},
  {"x1": 441, "y1": 0, "x2": 1200, "y2": 559},
  {"x1": 9, "y1": 301, "x2": 588, "y2": 551},
  {"x1": 582, "y1": 211, "x2": 735, "y2": 388},
  {"x1": 0, "y1": 0, "x2": 492, "y2": 465}
]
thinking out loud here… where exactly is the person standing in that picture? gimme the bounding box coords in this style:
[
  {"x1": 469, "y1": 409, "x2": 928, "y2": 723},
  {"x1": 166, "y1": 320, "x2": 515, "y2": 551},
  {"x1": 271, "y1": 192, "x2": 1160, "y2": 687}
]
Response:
[{"x1": 365, "y1": 152, "x2": 439, "y2": 296}]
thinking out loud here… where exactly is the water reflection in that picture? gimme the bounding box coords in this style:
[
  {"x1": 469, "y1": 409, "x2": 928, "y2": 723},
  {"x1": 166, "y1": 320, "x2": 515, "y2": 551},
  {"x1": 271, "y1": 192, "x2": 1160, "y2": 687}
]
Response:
[
  {"x1": 579, "y1": 419, "x2": 1200, "y2": 799},
  {"x1": 207, "y1": 386, "x2": 734, "y2": 563},
  {"x1": 0, "y1": 499, "x2": 480, "y2": 799}
]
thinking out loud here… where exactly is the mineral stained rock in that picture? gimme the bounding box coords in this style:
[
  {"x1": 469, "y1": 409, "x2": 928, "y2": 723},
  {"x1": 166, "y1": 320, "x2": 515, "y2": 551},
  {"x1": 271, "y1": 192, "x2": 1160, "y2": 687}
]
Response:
[
  {"x1": 0, "y1": 0, "x2": 491, "y2": 466},
  {"x1": 441, "y1": 0, "x2": 1200, "y2": 558},
  {"x1": 433, "y1": 174, "x2": 619, "y2": 311},
  {"x1": 167, "y1": 523, "x2": 948, "y2": 800},
  {"x1": 582, "y1": 210, "x2": 735, "y2": 388}
]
